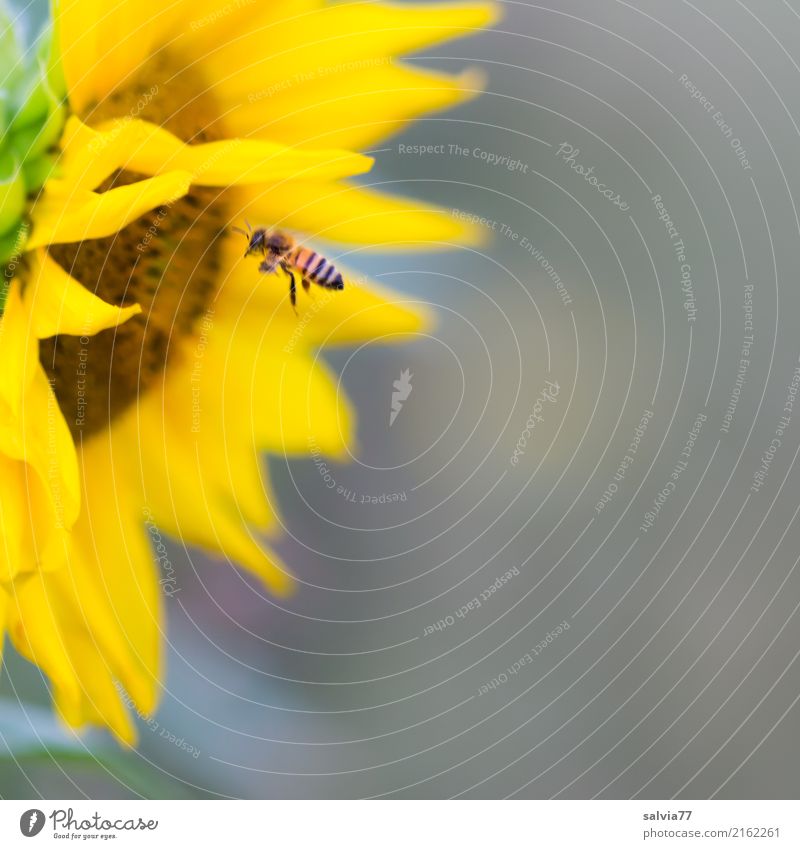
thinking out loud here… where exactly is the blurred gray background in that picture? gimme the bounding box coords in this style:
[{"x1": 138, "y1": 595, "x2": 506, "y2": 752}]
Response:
[{"x1": 3, "y1": 0, "x2": 800, "y2": 799}]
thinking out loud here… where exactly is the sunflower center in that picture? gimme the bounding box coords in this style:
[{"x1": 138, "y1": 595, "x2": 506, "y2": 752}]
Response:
[{"x1": 40, "y1": 53, "x2": 227, "y2": 438}]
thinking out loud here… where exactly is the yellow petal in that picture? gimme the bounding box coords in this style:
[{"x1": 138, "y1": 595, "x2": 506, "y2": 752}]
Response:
[
  {"x1": 197, "y1": 3, "x2": 498, "y2": 101},
  {"x1": 0, "y1": 366, "x2": 81, "y2": 533},
  {"x1": 67, "y1": 666, "x2": 137, "y2": 746},
  {"x1": 57, "y1": 115, "x2": 142, "y2": 192},
  {"x1": 126, "y1": 362, "x2": 280, "y2": 537},
  {"x1": 0, "y1": 451, "x2": 73, "y2": 586},
  {"x1": 58, "y1": 540, "x2": 155, "y2": 718},
  {"x1": 233, "y1": 180, "x2": 484, "y2": 249},
  {"x1": 124, "y1": 376, "x2": 287, "y2": 577},
  {"x1": 7, "y1": 574, "x2": 83, "y2": 719},
  {"x1": 263, "y1": 356, "x2": 355, "y2": 456},
  {"x1": 222, "y1": 240, "x2": 433, "y2": 348},
  {"x1": 177, "y1": 0, "x2": 320, "y2": 57},
  {"x1": 129, "y1": 394, "x2": 293, "y2": 596},
  {"x1": 225, "y1": 64, "x2": 484, "y2": 150},
  {"x1": 0, "y1": 283, "x2": 37, "y2": 415},
  {"x1": 5, "y1": 432, "x2": 162, "y2": 742},
  {"x1": 204, "y1": 318, "x2": 356, "y2": 456},
  {"x1": 93, "y1": 119, "x2": 373, "y2": 185},
  {"x1": 27, "y1": 170, "x2": 193, "y2": 248},
  {"x1": 0, "y1": 283, "x2": 80, "y2": 535},
  {"x1": 9, "y1": 554, "x2": 144, "y2": 746},
  {"x1": 0, "y1": 364, "x2": 77, "y2": 585},
  {"x1": 26, "y1": 249, "x2": 141, "y2": 339},
  {"x1": 76, "y1": 434, "x2": 162, "y2": 713},
  {"x1": 207, "y1": 513, "x2": 294, "y2": 597},
  {"x1": 0, "y1": 459, "x2": 30, "y2": 584},
  {"x1": 54, "y1": 633, "x2": 137, "y2": 745},
  {"x1": 56, "y1": 0, "x2": 181, "y2": 114}
]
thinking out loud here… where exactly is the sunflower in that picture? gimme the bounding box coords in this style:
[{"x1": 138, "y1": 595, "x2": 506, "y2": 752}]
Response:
[{"x1": 0, "y1": 0, "x2": 495, "y2": 745}]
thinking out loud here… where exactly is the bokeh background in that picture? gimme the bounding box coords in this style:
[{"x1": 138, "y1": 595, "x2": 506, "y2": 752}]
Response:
[{"x1": 3, "y1": 0, "x2": 800, "y2": 799}]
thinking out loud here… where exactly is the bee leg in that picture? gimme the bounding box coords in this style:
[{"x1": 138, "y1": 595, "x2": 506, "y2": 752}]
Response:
[
  {"x1": 259, "y1": 259, "x2": 277, "y2": 275},
  {"x1": 288, "y1": 270, "x2": 298, "y2": 314},
  {"x1": 302, "y1": 278, "x2": 311, "y2": 293}
]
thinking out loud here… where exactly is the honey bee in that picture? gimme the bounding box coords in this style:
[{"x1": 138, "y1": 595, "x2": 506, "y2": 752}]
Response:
[{"x1": 233, "y1": 221, "x2": 344, "y2": 311}]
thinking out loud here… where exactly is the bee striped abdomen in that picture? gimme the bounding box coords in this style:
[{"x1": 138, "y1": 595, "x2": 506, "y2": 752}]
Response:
[{"x1": 291, "y1": 247, "x2": 344, "y2": 290}]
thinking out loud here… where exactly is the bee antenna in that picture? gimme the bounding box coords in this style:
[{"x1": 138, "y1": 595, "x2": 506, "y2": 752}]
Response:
[
  {"x1": 232, "y1": 226, "x2": 249, "y2": 238},
  {"x1": 245, "y1": 218, "x2": 253, "y2": 233}
]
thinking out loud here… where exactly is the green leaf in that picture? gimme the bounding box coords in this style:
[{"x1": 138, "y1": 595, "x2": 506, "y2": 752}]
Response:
[
  {"x1": 22, "y1": 151, "x2": 55, "y2": 189},
  {"x1": 0, "y1": 223, "x2": 24, "y2": 271},
  {"x1": 0, "y1": 151, "x2": 25, "y2": 235},
  {"x1": 9, "y1": 100, "x2": 65, "y2": 160},
  {"x1": 0, "y1": 89, "x2": 10, "y2": 139},
  {"x1": 10, "y1": 27, "x2": 67, "y2": 130}
]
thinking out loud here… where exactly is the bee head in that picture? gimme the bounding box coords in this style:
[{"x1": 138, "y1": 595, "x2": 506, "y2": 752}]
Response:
[
  {"x1": 234, "y1": 224, "x2": 293, "y2": 258},
  {"x1": 232, "y1": 221, "x2": 261, "y2": 257},
  {"x1": 243, "y1": 228, "x2": 268, "y2": 257}
]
